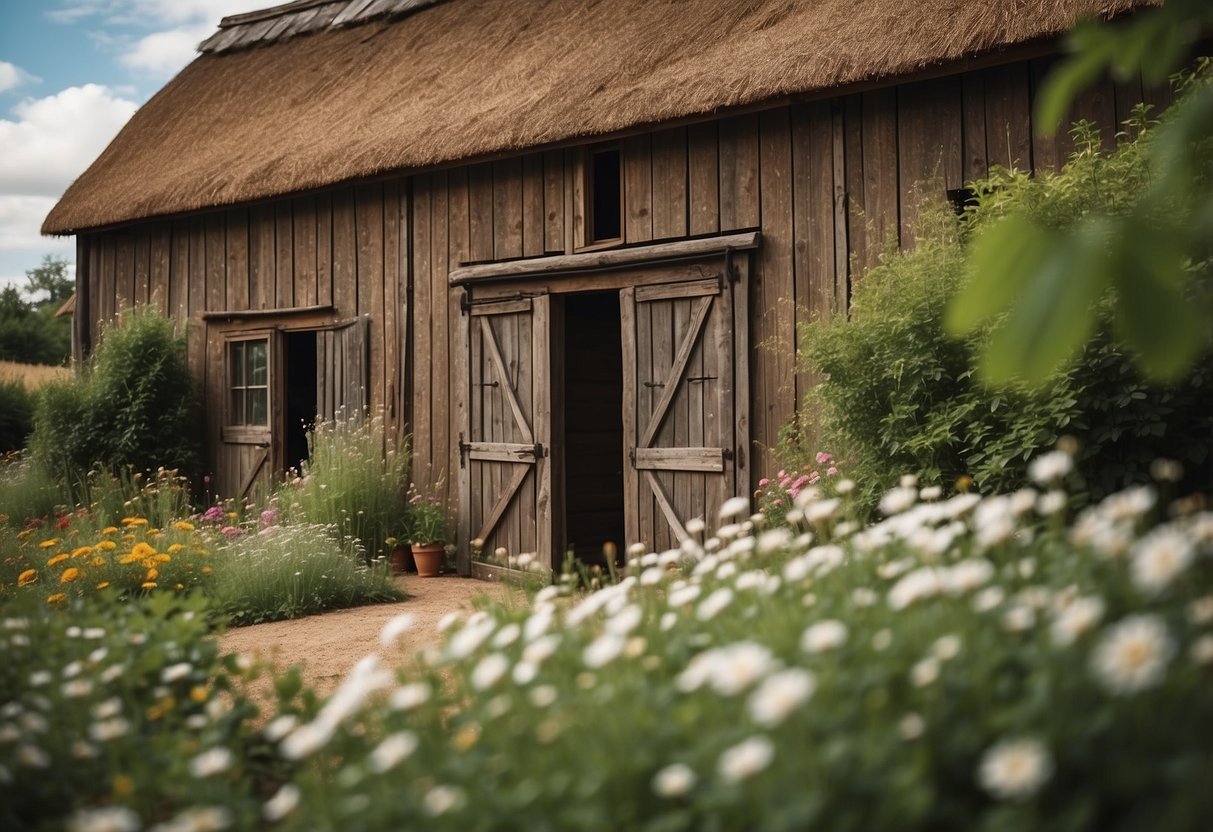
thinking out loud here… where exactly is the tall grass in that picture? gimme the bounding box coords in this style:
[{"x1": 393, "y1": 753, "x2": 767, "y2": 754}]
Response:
[
  {"x1": 208, "y1": 523, "x2": 403, "y2": 625},
  {"x1": 0, "y1": 455, "x2": 63, "y2": 524},
  {"x1": 280, "y1": 416, "x2": 409, "y2": 563},
  {"x1": 0, "y1": 359, "x2": 70, "y2": 389}
]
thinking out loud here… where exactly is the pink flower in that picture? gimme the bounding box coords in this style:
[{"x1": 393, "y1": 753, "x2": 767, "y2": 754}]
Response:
[
  {"x1": 816, "y1": 452, "x2": 833, "y2": 465},
  {"x1": 777, "y1": 470, "x2": 787, "y2": 479},
  {"x1": 220, "y1": 526, "x2": 243, "y2": 539},
  {"x1": 826, "y1": 466, "x2": 838, "y2": 476},
  {"x1": 202, "y1": 506, "x2": 225, "y2": 524},
  {"x1": 261, "y1": 509, "x2": 279, "y2": 528},
  {"x1": 808, "y1": 472, "x2": 820, "y2": 484},
  {"x1": 773, "y1": 499, "x2": 783, "y2": 507},
  {"x1": 758, "y1": 478, "x2": 770, "y2": 488},
  {"x1": 792, "y1": 475, "x2": 810, "y2": 490}
]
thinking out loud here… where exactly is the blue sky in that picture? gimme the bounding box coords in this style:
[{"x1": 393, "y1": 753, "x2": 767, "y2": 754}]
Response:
[{"x1": 0, "y1": 1, "x2": 253, "y2": 290}]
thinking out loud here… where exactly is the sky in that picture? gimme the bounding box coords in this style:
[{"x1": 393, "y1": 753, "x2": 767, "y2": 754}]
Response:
[{"x1": 0, "y1": 0, "x2": 255, "y2": 292}]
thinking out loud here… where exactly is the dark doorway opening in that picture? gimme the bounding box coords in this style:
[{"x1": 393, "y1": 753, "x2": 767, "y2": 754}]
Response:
[
  {"x1": 563, "y1": 292, "x2": 625, "y2": 568},
  {"x1": 284, "y1": 330, "x2": 317, "y2": 475}
]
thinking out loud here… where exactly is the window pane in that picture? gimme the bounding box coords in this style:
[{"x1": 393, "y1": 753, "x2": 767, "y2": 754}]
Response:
[
  {"x1": 248, "y1": 388, "x2": 268, "y2": 426},
  {"x1": 230, "y1": 341, "x2": 244, "y2": 387},
  {"x1": 230, "y1": 389, "x2": 245, "y2": 425},
  {"x1": 248, "y1": 340, "x2": 268, "y2": 386}
]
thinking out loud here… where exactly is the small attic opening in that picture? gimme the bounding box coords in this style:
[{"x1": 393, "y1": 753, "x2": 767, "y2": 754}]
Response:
[{"x1": 586, "y1": 145, "x2": 622, "y2": 244}]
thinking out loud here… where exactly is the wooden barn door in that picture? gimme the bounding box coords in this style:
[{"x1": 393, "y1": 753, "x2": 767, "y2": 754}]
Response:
[
  {"x1": 458, "y1": 295, "x2": 552, "y2": 567},
  {"x1": 316, "y1": 316, "x2": 369, "y2": 423},
  {"x1": 622, "y1": 277, "x2": 742, "y2": 551}
]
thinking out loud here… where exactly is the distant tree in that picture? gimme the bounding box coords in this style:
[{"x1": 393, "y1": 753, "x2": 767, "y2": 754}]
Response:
[{"x1": 0, "y1": 255, "x2": 73, "y2": 365}]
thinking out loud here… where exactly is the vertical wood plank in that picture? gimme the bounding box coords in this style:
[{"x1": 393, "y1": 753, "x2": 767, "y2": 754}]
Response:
[
  {"x1": 793, "y1": 101, "x2": 837, "y2": 401},
  {"x1": 204, "y1": 214, "x2": 226, "y2": 315},
  {"x1": 412, "y1": 175, "x2": 433, "y2": 489},
  {"x1": 897, "y1": 76, "x2": 962, "y2": 244},
  {"x1": 650, "y1": 127, "x2": 688, "y2": 240},
  {"x1": 831, "y1": 106, "x2": 850, "y2": 317},
  {"x1": 861, "y1": 88, "x2": 900, "y2": 256},
  {"x1": 169, "y1": 221, "x2": 189, "y2": 327},
  {"x1": 1029, "y1": 57, "x2": 1065, "y2": 173},
  {"x1": 149, "y1": 223, "x2": 171, "y2": 314},
  {"x1": 98, "y1": 238, "x2": 116, "y2": 327},
  {"x1": 688, "y1": 121, "x2": 720, "y2": 237},
  {"x1": 623, "y1": 134, "x2": 653, "y2": 244},
  {"x1": 758, "y1": 107, "x2": 796, "y2": 478},
  {"x1": 620, "y1": 288, "x2": 639, "y2": 547},
  {"x1": 522, "y1": 153, "x2": 545, "y2": 258},
  {"x1": 332, "y1": 187, "x2": 357, "y2": 318},
  {"x1": 133, "y1": 229, "x2": 150, "y2": 306},
  {"x1": 275, "y1": 203, "x2": 294, "y2": 308},
  {"x1": 383, "y1": 180, "x2": 401, "y2": 436},
  {"x1": 448, "y1": 169, "x2": 470, "y2": 511},
  {"x1": 248, "y1": 206, "x2": 275, "y2": 311},
  {"x1": 115, "y1": 234, "x2": 135, "y2": 312},
  {"x1": 532, "y1": 296, "x2": 552, "y2": 564},
  {"x1": 225, "y1": 209, "x2": 250, "y2": 312},
  {"x1": 543, "y1": 149, "x2": 564, "y2": 254},
  {"x1": 293, "y1": 195, "x2": 318, "y2": 308},
  {"x1": 187, "y1": 219, "x2": 206, "y2": 386},
  {"x1": 493, "y1": 157, "x2": 524, "y2": 261},
  {"x1": 1113, "y1": 75, "x2": 1146, "y2": 134},
  {"x1": 962, "y1": 71, "x2": 989, "y2": 181},
  {"x1": 467, "y1": 162, "x2": 494, "y2": 263},
  {"x1": 718, "y1": 113, "x2": 760, "y2": 230},
  {"x1": 984, "y1": 63, "x2": 1033, "y2": 171},
  {"x1": 355, "y1": 183, "x2": 384, "y2": 414},
  {"x1": 431, "y1": 173, "x2": 451, "y2": 498},
  {"x1": 315, "y1": 191, "x2": 333, "y2": 307},
  {"x1": 570, "y1": 149, "x2": 585, "y2": 250},
  {"x1": 842, "y1": 96, "x2": 864, "y2": 299}
]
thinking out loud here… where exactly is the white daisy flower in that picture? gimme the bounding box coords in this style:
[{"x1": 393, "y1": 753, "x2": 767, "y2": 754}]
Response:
[
  {"x1": 470, "y1": 653, "x2": 510, "y2": 690},
  {"x1": 978, "y1": 737, "x2": 1053, "y2": 801},
  {"x1": 67, "y1": 806, "x2": 142, "y2": 832},
  {"x1": 697, "y1": 588, "x2": 735, "y2": 621},
  {"x1": 746, "y1": 668, "x2": 816, "y2": 727},
  {"x1": 378, "y1": 613, "x2": 416, "y2": 646},
  {"x1": 1190, "y1": 635, "x2": 1213, "y2": 666},
  {"x1": 897, "y1": 713, "x2": 925, "y2": 741},
  {"x1": 262, "y1": 784, "x2": 301, "y2": 822},
  {"x1": 1187, "y1": 595, "x2": 1213, "y2": 626},
  {"x1": 423, "y1": 785, "x2": 464, "y2": 816},
  {"x1": 1091, "y1": 615, "x2": 1176, "y2": 696},
  {"x1": 160, "y1": 662, "x2": 192, "y2": 684},
  {"x1": 189, "y1": 746, "x2": 234, "y2": 778},
  {"x1": 1130, "y1": 527, "x2": 1195, "y2": 595},
  {"x1": 262, "y1": 714, "x2": 299, "y2": 742},
  {"x1": 911, "y1": 656, "x2": 941, "y2": 687},
  {"x1": 717, "y1": 735, "x2": 775, "y2": 783},
  {"x1": 368, "y1": 731, "x2": 419, "y2": 773},
  {"x1": 801, "y1": 620, "x2": 848, "y2": 653},
  {"x1": 652, "y1": 763, "x2": 697, "y2": 798},
  {"x1": 719, "y1": 496, "x2": 750, "y2": 521},
  {"x1": 879, "y1": 486, "x2": 917, "y2": 516},
  {"x1": 1050, "y1": 596, "x2": 1105, "y2": 647},
  {"x1": 1028, "y1": 450, "x2": 1072, "y2": 485},
  {"x1": 582, "y1": 633, "x2": 626, "y2": 669},
  {"x1": 529, "y1": 685, "x2": 558, "y2": 707}
]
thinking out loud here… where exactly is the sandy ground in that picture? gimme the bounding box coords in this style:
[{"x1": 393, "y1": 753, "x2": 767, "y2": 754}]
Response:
[{"x1": 219, "y1": 575, "x2": 522, "y2": 702}]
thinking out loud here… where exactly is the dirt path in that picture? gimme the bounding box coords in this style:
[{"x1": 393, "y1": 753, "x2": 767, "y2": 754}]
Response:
[{"x1": 219, "y1": 575, "x2": 522, "y2": 700}]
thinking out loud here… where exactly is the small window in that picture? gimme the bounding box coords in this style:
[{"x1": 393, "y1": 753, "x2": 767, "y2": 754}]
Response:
[
  {"x1": 228, "y1": 337, "x2": 269, "y2": 427},
  {"x1": 586, "y1": 145, "x2": 622, "y2": 244}
]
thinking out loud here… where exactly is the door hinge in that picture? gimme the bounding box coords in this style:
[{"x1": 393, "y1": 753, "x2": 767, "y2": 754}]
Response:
[
  {"x1": 460, "y1": 289, "x2": 471, "y2": 315},
  {"x1": 722, "y1": 448, "x2": 733, "y2": 462},
  {"x1": 737, "y1": 446, "x2": 745, "y2": 470},
  {"x1": 518, "y1": 443, "x2": 545, "y2": 460},
  {"x1": 628, "y1": 447, "x2": 636, "y2": 468},
  {"x1": 458, "y1": 433, "x2": 467, "y2": 468}
]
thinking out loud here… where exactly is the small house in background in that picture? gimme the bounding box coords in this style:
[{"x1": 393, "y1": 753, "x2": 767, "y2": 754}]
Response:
[{"x1": 43, "y1": 0, "x2": 1166, "y2": 576}]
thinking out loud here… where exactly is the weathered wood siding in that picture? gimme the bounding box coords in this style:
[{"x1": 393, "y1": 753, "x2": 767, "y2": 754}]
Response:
[{"x1": 76, "y1": 56, "x2": 1170, "y2": 502}]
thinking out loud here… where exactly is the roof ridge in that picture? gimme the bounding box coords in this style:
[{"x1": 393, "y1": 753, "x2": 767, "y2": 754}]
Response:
[
  {"x1": 202, "y1": 0, "x2": 441, "y2": 54},
  {"x1": 218, "y1": 0, "x2": 338, "y2": 29}
]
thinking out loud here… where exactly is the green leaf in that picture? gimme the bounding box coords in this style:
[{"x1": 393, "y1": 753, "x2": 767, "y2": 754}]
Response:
[
  {"x1": 1034, "y1": 28, "x2": 1113, "y2": 135},
  {"x1": 980, "y1": 220, "x2": 1111, "y2": 385},
  {"x1": 1112, "y1": 222, "x2": 1207, "y2": 382},
  {"x1": 946, "y1": 214, "x2": 1051, "y2": 335}
]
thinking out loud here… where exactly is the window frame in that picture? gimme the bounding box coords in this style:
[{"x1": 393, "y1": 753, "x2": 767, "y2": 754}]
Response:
[
  {"x1": 580, "y1": 142, "x2": 624, "y2": 251},
  {"x1": 222, "y1": 328, "x2": 276, "y2": 445}
]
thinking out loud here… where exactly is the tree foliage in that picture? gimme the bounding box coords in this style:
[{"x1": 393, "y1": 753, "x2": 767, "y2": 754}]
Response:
[
  {"x1": 949, "y1": 4, "x2": 1213, "y2": 384},
  {"x1": 0, "y1": 255, "x2": 73, "y2": 366}
]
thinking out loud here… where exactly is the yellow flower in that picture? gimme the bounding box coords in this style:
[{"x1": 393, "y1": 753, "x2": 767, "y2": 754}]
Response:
[
  {"x1": 168, "y1": 543, "x2": 185, "y2": 554},
  {"x1": 452, "y1": 724, "x2": 481, "y2": 751},
  {"x1": 101, "y1": 526, "x2": 118, "y2": 535},
  {"x1": 90, "y1": 556, "x2": 107, "y2": 567},
  {"x1": 121, "y1": 517, "x2": 149, "y2": 527},
  {"x1": 39, "y1": 539, "x2": 60, "y2": 549},
  {"x1": 146, "y1": 568, "x2": 159, "y2": 581},
  {"x1": 112, "y1": 774, "x2": 134, "y2": 797},
  {"x1": 47, "y1": 553, "x2": 69, "y2": 567},
  {"x1": 60, "y1": 567, "x2": 81, "y2": 584},
  {"x1": 131, "y1": 542, "x2": 156, "y2": 559},
  {"x1": 95, "y1": 540, "x2": 117, "y2": 551},
  {"x1": 154, "y1": 553, "x2": 172, "y2": 564},
  {"x1": 172, "y1": 520, "x2": 195, "y2": 532},
  {"x1": 201, "y1": 566, "x2": 213, "y2": 576},
  {"x1": 46, "y1": 592, "x2": 67, "y2": 604},
  {"x1": 71, "y1": 546, "x2": 93, "y2": 558},
  {"x1": 96, "y1": 581, "x2": 110, "y2": 590},
  {"x1": 141, "y1": 581, "x2": 157, "y2": 590},
  {"x1": 189, "y1": 686, "x2": 208, "y2": 703},
  {"x1": 226, "y1": 512, "x2": 238, "y2": 519},
  {"x1": 119, "y1": 553, "x2": 142, "y2": 565},
  {"x1": 17, "y1": 569, "x2": 37, "y2": 586}
]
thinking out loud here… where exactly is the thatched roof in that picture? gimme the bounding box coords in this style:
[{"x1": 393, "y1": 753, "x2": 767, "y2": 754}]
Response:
[{"x1": 44, "y1": 0, "x2": 1149, "y2": 234}]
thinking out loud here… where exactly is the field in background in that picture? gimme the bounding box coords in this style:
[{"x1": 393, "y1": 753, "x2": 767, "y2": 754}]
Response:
[{"x1": 0, "y1": 359, "x2": 69, "y2": 389}]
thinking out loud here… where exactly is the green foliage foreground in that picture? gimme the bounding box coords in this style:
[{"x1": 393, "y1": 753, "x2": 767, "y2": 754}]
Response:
[{"x1": 4, "y1": 457, "x2": 1211, "y2": 831}]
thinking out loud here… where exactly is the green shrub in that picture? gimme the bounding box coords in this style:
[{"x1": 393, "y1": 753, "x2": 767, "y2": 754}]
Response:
[
  {"x1": 28, "y1": 306, "x2": 199, "y2": 486},
  {"x1": 0, "y1": 380, "x2": 34, "y2": 453},
  {"x1": 279, "y1": 417, "x2": 409, "y2": 563},
  {"x1": 0, "y1": 456, "x2": 63, "y2": 527},
  {"x1": 208, "y1": 523, "x2": 403, "y2": 625},
  {"x1": 797, "y1": 121, "x2": 1212, "y2": 510}
]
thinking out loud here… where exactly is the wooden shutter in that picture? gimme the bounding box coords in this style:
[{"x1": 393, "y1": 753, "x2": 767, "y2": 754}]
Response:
[
  {"x1": 316, "y1": 316, "x2": 369, "y2": 423},
  {"x1": 458, "y1": 295, "x2": 552, "y2": 567},
  {"x1": 622, "y1": 277, "x2": 742, "y2": 551}
]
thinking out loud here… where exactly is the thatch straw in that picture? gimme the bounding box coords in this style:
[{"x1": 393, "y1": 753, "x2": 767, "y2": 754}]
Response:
[{"x1": 44, "y1": 0, "x2": 1149, "y2": 234}]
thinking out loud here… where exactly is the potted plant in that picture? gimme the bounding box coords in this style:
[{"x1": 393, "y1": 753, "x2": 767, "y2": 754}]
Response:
[
  {"x1": 385, "y1": 536, "x2": 415, "y2": 575},
  {"x1": 407, "y1": 484, "x2": 450, "y2": 578}
]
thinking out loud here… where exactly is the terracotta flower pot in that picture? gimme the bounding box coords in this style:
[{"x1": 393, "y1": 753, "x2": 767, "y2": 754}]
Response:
[
  {"x1": 412, "y1": 543, "x2": 444, "y2": 577},
  {"x1": 389, "y1": 544, "x2": 415, "y2": 574}
]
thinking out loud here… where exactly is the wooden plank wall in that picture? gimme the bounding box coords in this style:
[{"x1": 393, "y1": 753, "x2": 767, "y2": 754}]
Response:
[
  {"x1": 79, "y1": 185, "x2": 409, "y2": 498},
  {"x1": 78, "y1": 56, "x2": 1169, "y2": 499}
]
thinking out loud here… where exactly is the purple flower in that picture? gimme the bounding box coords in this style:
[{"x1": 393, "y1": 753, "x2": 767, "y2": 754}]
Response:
[
  {"x1": 220, "y1": 526, "x2": 243, "y2": 539},
  {"x1": 261, "y1": 509, "x2": 280, "y2": 528},
  {"x1": 202, "y1": 506, "x2": 225, "y2": 524}
]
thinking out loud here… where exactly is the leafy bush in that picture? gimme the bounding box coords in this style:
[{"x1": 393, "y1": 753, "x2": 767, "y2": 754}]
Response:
[
  {"x1": 280, "y1": 416, "x2": 409, "y2": 563},
  {"x1": 797, "y1": 120, "x2": 1212, "y2": 510},
  {"x1": 208, "y1": 523, "x2": 402, "y2": 625},
  {"x1": 28, "y1": 305, "x2": 199, "y2": 485},
  {"x1": 0, "y1": 456, "x2": 61, "y2": 526},
  {"x1": 0, "y1": 380, "x2": 34, "y2": 453}
]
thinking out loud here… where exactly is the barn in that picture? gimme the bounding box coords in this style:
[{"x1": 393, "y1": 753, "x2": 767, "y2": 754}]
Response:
[{"x1": 43, "y1": 0, "x2": 1164, "y2": 576}]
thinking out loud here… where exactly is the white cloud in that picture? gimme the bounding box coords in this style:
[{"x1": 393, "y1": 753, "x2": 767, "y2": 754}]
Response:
[
  {"x1": 0, "y1": 84, "x2": 138, "y2": 198},
  {"x1": 0, "y1": 62, "x2": 40, "y2": 94},
  {"x1": 0, "y1": 197, "x2": 67, "y2": 252},
  {"x1": 120, "y1": 24, "x2": 214, "y2": 77}
]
